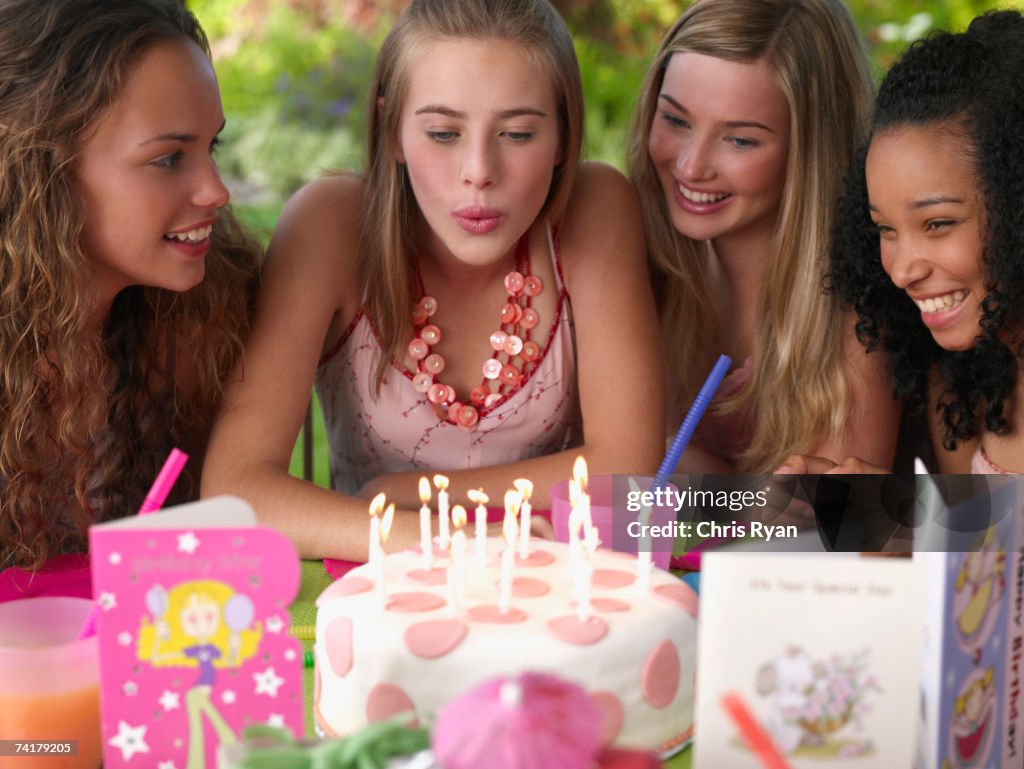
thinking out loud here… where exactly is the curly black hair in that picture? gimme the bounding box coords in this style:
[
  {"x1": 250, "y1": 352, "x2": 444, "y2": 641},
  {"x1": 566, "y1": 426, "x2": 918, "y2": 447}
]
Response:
[{"x1": 829, "y1": 10, "x2": 1024, "y2": 450}]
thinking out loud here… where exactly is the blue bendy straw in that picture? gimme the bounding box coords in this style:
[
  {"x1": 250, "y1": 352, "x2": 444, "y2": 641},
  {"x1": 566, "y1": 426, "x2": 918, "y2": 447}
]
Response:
[{"x1": 654, "y1": 354, "x2": 732, "y2": 488}]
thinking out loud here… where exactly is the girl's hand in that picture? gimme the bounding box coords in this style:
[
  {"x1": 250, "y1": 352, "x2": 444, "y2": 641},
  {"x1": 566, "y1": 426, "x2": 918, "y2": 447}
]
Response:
[{"x1": 774, "y1": 454, "x2": 890, "y2": 475}]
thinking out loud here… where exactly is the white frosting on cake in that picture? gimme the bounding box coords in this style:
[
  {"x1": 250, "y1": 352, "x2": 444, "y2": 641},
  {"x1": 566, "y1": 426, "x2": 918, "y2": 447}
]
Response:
[{"x1": 314, "y1": 539, "x2": 696, "y2": 752}]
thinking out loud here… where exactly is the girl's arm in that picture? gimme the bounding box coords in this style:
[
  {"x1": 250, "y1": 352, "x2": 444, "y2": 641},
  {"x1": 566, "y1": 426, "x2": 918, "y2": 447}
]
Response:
[
  {"x1": 358, "y1": 162, "x2": 666, "y2": 508},
  {"x1": 202, "y1": 175, "x2": 423, "y2": 561}
]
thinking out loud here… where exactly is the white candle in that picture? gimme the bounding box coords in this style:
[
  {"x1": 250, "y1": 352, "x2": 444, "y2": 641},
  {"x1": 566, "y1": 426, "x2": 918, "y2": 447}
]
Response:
[
  {"x1": 515, "y1": 479, "x2": 533, "y2": 559},
  {"x1": 467, "y1": 489, "x2": 489, "y2": 569},
  {"x1": 637, "y1": 505, "x2": 653, "y2": 592},
  {"x1": 434, "y1": 474, "x2": 450, "y2": 549},
  {"x1": 499, "y1": 498, "x2": 519, "y2": 614},
  {"x1": 367, "y1": 493, "x2": 386, "y2": 570},
  {"x1": 576, "y1": 524, "x2": 599, "y2": 621},
  {"x1": 376, "y1": 503, "x2": 395, "y2": 608},
  {"x1": 448, "y1": 506, "x2": 467, "y2": 616},
  {"x1": 418, "y1": 477, "x2": 433, "y2": 570}
]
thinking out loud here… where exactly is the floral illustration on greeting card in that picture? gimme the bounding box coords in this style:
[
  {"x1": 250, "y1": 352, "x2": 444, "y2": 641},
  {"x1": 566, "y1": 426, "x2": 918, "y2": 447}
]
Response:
[{"x1": 745, "y1": 645, "x2": 880, "y2": 759}]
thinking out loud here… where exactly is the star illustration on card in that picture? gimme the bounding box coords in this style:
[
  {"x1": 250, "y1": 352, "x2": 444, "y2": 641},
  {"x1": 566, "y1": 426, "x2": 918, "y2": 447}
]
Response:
[
  {"x1": 158, "y1": 690, "x2": 180, "y2": 711},
  {"x1": 264, "y1": 615, "x2": 284, "y2": 634},
  {"x1": 118, "y1": 632, "x2": 133, "y2": 647},
  {"x1": 221, "y1": 689, "x2": 237, "y2": 705},
  {"x1": 98, "y1": 591, "x2": 117, "y2": 611},
  {"x1": 284, "y1": 648, "x2": 297, "y2": 662},
  {"x1": 109, "y1": 552, "x2": 122, "y2": 565},
  {"x1": 266, "y1": 713, "x2": 286, "y2": 727},
  {"x1": 157, "y1": 761, "x2": 177, "y2": 769},
  {"x1": 254, "y1": 666, "x2": 285, "y2": 698},
  {"x1": 109, "y1": 720, "x2": 149, "y2": 762},
  {"x1": 177, "y1": 531, "x2": 200, "y2": 554},
  {"x1": 122, "y1": 681, "x2": 139, "y2": 697}
]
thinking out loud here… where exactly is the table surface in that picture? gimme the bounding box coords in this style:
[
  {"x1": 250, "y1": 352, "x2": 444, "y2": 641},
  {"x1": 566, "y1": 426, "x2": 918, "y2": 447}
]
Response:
[{"x1": 291, "y1": 560, "x2": 693, "y2": 769}]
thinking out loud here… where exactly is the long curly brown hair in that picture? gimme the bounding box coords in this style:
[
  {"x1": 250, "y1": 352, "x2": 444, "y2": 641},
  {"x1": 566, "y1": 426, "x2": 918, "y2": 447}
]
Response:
[{"x1": 0, "y1": 0, "x2": 262, "y2": 570}]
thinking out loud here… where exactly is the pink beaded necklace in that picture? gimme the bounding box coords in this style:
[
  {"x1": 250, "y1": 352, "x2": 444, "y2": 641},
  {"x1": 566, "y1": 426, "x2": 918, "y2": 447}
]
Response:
[{"x1": 408, "y1": 235, "x2": 543, "y2": 431}]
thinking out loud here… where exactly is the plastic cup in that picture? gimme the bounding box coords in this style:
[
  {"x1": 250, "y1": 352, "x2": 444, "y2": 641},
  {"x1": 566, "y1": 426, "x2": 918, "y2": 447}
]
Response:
[
  {"x1": 0, "y1": 597, "x2": 102, "y2": 768},
  {"x1": 550, "y1": 475, "x2": 676, "y2": 570}
]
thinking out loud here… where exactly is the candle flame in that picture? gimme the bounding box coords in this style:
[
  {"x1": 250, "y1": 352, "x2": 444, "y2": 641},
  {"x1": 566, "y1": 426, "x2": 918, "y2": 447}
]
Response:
[
  {"x1": 433, "y1": 474, "x2": 449, "y2": 491},
  {"x1": 451, "y1": 504, "x2": 467, "y2": 529},
  {"x1": 504, "y1": 490, "x2": 522, "y2": 519},
  {"x1": 572, "y1": 456, "x2": 588, "y2": 493},
  {"x1": 467, "y1": 488, "x2": 488, "y2": 506},
  {"x1": 503, "y1": 506, "x2": 519, "y2": 544},
  {"x1": 418, "y1": 477, "x2": 431, "y2": 505},
  {"x1": 369, "y1": 492, "x2": 386, "y2": 517},
  {"x1": 513, "y1": 478, "x2": 533, "y2": 500},
  {"x1": 381, "y1": 503, "x2": 395, "y2": 541}
]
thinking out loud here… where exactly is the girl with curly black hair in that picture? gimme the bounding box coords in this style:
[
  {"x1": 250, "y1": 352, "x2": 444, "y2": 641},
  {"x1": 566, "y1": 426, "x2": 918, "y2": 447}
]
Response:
[{"x1": 778, "y1": 10, "x2": 1024, "y2": 474}]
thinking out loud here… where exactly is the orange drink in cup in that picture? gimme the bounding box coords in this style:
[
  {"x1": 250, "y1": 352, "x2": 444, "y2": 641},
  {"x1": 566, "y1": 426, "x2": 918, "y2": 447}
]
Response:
[{"x1": 0, "y1": 597, "x2": 102, "y2": 768}]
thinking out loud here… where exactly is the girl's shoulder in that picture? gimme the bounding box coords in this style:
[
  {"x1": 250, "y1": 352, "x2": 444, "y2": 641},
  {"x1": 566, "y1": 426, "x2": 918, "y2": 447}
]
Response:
[
  {"x1": 277, "y1": 172, "x2": 365, "y2": 243},
  {"x1": 556, "y1": 161, "x2": 642, "y2": 264}
]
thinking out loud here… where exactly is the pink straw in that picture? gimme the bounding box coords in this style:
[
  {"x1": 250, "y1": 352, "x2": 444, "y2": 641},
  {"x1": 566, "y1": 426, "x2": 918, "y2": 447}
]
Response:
[
  {"x1": 76, "y1": 449, "x2": 189, "y2": 640},
  {"x1": 721, "y1": 691, "x2": 793, "y2": 769}
]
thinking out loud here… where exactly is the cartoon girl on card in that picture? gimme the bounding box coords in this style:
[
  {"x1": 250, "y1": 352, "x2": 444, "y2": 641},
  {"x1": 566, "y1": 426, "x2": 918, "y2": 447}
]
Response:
[
  {"x1": 947, "y1": 667, "x2": 996, "y2": 768},
  {"x1": 139, "y1": 580, "x2": 262, "y2": 769},
  {"x1": 952, "y1": 530, "x2": 1006, "y2": 660}
]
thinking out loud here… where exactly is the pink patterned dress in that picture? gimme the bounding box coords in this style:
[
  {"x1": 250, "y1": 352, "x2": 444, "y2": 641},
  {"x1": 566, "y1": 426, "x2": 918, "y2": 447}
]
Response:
[{"x1": 315, "y1": 228, "x2": 581, "y2": 494}]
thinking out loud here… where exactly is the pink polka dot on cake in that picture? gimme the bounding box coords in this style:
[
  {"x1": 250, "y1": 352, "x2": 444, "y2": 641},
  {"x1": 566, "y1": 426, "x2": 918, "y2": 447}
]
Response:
[
  {"x1": 316, "y1": 575, "x2": 373, "y2": 605},
  {"x1": 515, "y1": 548, "x2": 556, "y2": 567},
  {"x1": 365, "y1": 683, "x2": 418, "y2": 725},
  {"x1": 386, "y1": 592, "x2": 446, "y2": 613},
  {"x1": 406, "y1": 567, "x2": 447, "y2": 585},
  {"x1": 509, "y1": 576, "x2": 550, "y2": 598},
  {"x1": 572, "y1": 597, "x2": 630, "y2": 613},
  {"x1": 323, "y1": 617, "x2": 353, "y2": 677},
  {"x1": 641, "y1": 640, "x2": 680, "y2": 708},
  {"x1": 547, "y1": 615, "x2": 608, "y2": 645},
  {"x1": 467, "y1": 605, "x2": 529, "y2": 623},
  {"x1": 592, "y1": 569, "x2": 636, "y2": 589},
  {"x1": 589, "y1": 690, "x2": 625, "y2": 745},
  {"x1": 653, "y1": 583, "x2": 699, "y2": 617},
  {"x1": 404, "y1": 619, "x2": 468, "y2": 659}
]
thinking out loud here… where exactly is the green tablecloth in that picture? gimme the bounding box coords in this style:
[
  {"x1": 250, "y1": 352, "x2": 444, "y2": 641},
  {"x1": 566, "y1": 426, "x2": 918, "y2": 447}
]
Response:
[{"x1": 291, "y1": 561, "x2": 693, "y2": 769}]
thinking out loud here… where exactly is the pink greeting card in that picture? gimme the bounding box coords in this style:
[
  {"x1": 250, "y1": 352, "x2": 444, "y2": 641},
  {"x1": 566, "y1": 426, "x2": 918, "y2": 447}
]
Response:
[{"x1": 88, "y1": 496, "x2": 304, "y2": 769}]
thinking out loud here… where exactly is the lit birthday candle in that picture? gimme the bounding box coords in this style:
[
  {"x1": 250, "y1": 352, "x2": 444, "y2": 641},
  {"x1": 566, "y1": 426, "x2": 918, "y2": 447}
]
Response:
[
  {"x1": 434, "y1": 473, "x2": 451, "y2": 549},
  {"x1": 418, "y1": 476, "x2": 433, "y2": 570},
  {"x1": 367, "y1": 493, "x2": 386, "y2": 603},
  {"x1": 467, "y1": 489, "x2": 489, "y2": 569},
  {"x1": 377, "y1": 503, "x2": 395, "y2": 607},
  {"x1": 572, "y1": 456, "x2": 590, "y2": 531},
  {"x1": 636, "y1": 493, "x2": 653, "y2": 592},
  {"x1": 515, "y1": 478, "x2": 533, "y2": 559},
  {"x1": 447, "y1": 505, "x2": 467, "y2": 616},
  {"x1": 576, "y1": 520, "x2": 600, "y2": 622},
  {"x1": 499, "y1": 491, "x2": 521, "y2": 614}
]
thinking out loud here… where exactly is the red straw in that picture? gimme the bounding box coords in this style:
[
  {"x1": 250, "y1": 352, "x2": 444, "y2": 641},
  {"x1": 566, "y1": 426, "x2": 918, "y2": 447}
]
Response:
[
  {"x1": 76, "y1": 449, "x2": 189, "y2": 640},
  {"x1": 721, "y1": 691, "x2": 793, "y2": 769}
]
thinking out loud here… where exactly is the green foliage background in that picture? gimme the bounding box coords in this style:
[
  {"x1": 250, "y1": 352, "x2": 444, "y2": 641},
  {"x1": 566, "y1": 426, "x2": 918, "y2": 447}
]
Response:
[{"x1": 187, "y1": 0, "x2": 1019, "y2": 483}]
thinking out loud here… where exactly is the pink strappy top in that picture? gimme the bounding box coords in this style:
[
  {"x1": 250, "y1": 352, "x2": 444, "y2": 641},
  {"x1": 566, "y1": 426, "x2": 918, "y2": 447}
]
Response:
[
  {"x1": 971, "y1": 446, "x2": 1009, "y2": 474},
  {"x1": 315, "y1": 227, "x2": 582, "y2": 494}
]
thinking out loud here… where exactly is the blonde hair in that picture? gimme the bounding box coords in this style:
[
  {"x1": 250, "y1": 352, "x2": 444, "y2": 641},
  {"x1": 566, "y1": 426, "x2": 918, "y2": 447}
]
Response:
[
  {"x1": 628, "y1": 0, "x2": 872, "y2": 472},
  {"x1": 0, "y1": 0, "x2": 262, "y2": 569},
  {"x1": 361, "y1": 0, "x2": 584, "y2": 392}
]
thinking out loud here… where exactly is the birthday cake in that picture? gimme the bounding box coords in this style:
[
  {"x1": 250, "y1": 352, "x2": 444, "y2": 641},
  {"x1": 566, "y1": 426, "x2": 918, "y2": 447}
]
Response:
[{"x1": 313, "y1": 538, "x2": 697, "y2": 753}]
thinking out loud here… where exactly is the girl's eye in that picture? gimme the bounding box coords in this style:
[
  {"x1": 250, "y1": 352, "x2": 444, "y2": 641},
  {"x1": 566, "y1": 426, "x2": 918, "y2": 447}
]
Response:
[
  {"x1": 727, "y1": 136, "x2": 758, "y2": 150},
  {"x1": 153, "y1": 150, "x2": 184, "y2": 169},
  {"x1": 871, "y1": 222, "x2": 895, "y2": 237},
  {"x1": 427, "y1": 131, "x2": 458, "y2": 143},
  {"x1": 925, "y1": 219, "x2": 955, "y2": 232},
  {"x1": 209, "y1": 136, "x2": 221, "y2": 155},
  {"x1": 659, "y1": 112, "x2": 689, "y2": 130},
  {"x1": 502, "y1": 131, "x2": 533, "y2": 142}
]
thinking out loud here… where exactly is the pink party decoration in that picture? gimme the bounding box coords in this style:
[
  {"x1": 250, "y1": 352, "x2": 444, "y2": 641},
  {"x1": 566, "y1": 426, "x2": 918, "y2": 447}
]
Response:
[
  {"x1": 386, "y1": 592, "x2": 447, "y2": 613},
  {"x1": 406, "y1": 567, "x2": 448, "y2": 585},
  {"x1": 467, "y1": 605, "x2": 529, "y2": 623},
  {"x1": 433, "y1": 672, "x2": 603, "y2": 769},
  {"x1": 589, "y1": 691, "x2": 625, "y2": 745},
  {"x1": 324, "y1": 617, "x2": 354, "y2": 677},
  {"x1": 641, "y1": 640, "x2": 680, "y2": 708},
  {"x1": 366, "y1": 683, "x2": 419, "y2": 725},
  {"x1": 316, "y1": 575, "x2": 373, "y2": 606},
  {"x1": 652, "y1": 583, "x2": 699, "y2": 617},
  {"x1": 515, "y1": 549, "x2": 556, "y2": 567},
  {"x1": 509, "y1": 576, "x2": 551, "y2": 598},
  {"x1": 404, "y1": 619, "x2": 468, "y2": 659},
  {"x1": 547, "y1": 615, "x2": 609, "y2": 645},
  {"x1": 592, "y1": 569, "x2": 636, "y2": 589}
]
